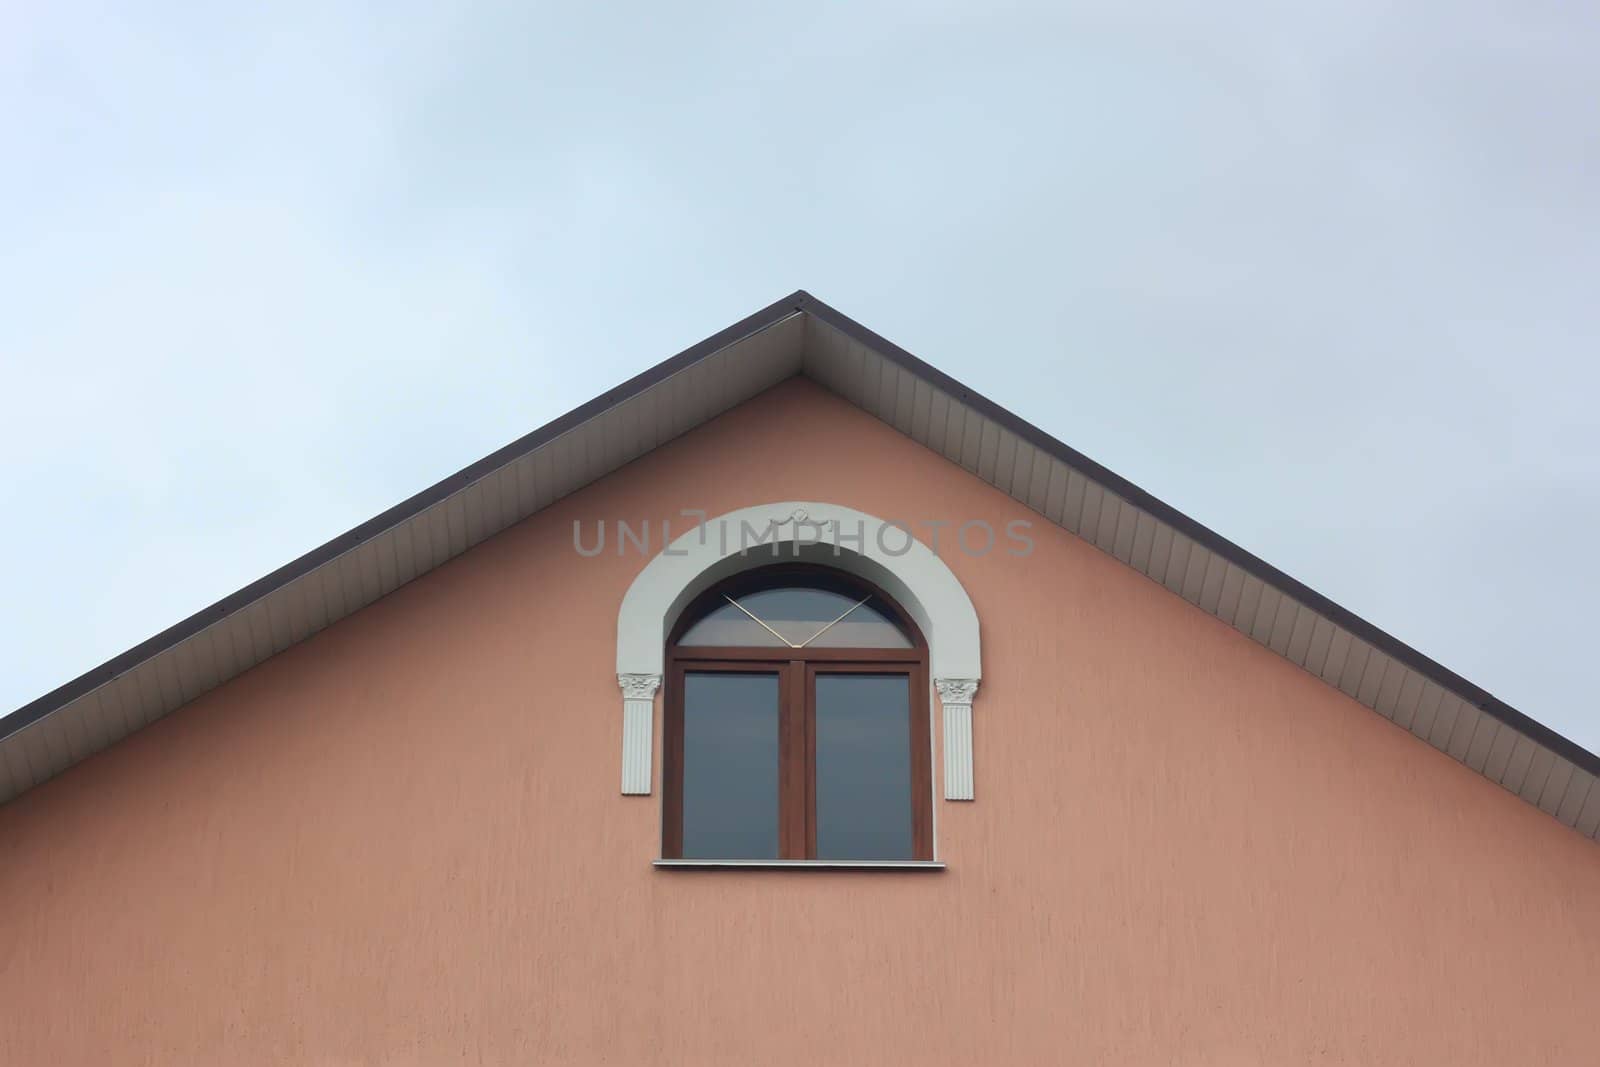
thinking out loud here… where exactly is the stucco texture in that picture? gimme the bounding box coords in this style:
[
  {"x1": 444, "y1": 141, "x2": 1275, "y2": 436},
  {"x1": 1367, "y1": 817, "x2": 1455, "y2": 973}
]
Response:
[{"x1": 2, "y1": 378, "x2": 1597, "y2": 1065}]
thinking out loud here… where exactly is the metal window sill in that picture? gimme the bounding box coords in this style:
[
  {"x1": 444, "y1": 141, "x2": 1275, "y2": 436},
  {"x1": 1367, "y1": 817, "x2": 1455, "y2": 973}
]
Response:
[{"x1": 653, "y1": 859, "x2": 945, "y2": 871}]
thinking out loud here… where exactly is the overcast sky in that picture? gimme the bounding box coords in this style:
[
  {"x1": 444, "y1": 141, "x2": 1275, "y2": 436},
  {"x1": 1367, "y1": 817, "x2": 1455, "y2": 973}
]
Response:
[{"x1": 3, "y1": 2, "x2": 1598, "y2": 752}]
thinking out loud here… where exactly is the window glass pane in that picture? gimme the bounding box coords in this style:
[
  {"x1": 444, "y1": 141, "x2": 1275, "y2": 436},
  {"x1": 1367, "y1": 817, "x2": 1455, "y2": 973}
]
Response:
[
  {"x1": 681, "y1": 672, "x2": 780, "y2": 859},
  {"x1": 675, "y1": 602, "x2": 789, "y2": 647},
  {"x1": 800, "y1": 595, "x2": 910, "y2": 648},
  {"x1": 814, "y1": 674, "x2": 914, "y2": 860},
  {"x1": 678, "y1": 585, "x2": 911, "y2": 648}
]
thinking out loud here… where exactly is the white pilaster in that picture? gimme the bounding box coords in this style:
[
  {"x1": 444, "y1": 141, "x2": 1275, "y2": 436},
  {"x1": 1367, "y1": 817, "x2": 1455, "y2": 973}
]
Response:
[
  {"x1": 935, "y1": 678, "x2": 979, "y2": 800},
  {"x1": 618, "y1": 673, "x2": 661, "y2": 794}
]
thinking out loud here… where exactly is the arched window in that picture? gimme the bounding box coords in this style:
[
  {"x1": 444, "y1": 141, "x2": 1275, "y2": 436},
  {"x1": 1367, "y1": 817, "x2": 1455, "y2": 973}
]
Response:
[{"x1": 663, "y1": 565, "x2": 933, "y2": 862}]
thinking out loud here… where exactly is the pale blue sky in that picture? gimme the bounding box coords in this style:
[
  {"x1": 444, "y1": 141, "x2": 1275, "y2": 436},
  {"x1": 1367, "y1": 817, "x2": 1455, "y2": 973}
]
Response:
[{"x1": 4, "y1": 2, "x2": 1598, "y2": 750}]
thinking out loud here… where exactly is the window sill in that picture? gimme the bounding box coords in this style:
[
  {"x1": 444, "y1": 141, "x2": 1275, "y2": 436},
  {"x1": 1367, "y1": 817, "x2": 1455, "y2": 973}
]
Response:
[{"x1": 653, "y1": 859, "x2": 945, "y2": 871}]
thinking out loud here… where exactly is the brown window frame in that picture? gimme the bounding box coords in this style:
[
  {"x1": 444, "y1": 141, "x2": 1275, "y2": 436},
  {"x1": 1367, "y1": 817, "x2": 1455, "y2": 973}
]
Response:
[{"x1": 662, "y1": 565, "x2": 933, "y2": 862}]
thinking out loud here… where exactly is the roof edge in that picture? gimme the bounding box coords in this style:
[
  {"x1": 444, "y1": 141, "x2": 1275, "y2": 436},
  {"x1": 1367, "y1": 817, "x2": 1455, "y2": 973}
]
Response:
[
  {"x1": 8, "y1": 287, "x2": 1596, "y2": 792},
  {"x1": 2, "y1": 291, "x2": 809, "y2": 743},
  {"x1": 798, "y1": 294, "x2": 1600, "y2": 781}
]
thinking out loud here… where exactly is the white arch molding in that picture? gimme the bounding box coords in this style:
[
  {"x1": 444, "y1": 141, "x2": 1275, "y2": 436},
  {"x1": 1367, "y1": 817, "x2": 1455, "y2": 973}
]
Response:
[{"x1": 614, "y1": 501, "x2": 983, "y2": 801}]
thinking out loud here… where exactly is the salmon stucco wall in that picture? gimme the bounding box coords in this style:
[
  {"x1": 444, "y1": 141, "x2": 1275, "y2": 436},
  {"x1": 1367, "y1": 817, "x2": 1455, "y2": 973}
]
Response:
[{"x1": 2, "y1": 378, "x2": 1598, "y2": 1065}]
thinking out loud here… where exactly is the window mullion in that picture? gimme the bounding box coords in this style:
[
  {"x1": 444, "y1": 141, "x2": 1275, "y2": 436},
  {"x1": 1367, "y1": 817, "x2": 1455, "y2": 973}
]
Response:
[
  {"x1": 780, "y1": 660, "x2": 808, "y2": 859},
  {"x1": 804, "y1": 661, "x2": 818, "y2": 860}
]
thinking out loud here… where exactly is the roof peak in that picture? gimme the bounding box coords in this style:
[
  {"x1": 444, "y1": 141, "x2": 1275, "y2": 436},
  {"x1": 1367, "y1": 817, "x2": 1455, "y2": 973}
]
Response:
[{"x1": 5, "y1": 292, "x2": 1596, "y2": 842}]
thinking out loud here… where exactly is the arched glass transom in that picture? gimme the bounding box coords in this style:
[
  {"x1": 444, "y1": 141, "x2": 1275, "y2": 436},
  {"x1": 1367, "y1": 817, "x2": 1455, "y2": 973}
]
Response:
[{"x1": 676, "y1": 570, "x2": 913, "y2": 650}]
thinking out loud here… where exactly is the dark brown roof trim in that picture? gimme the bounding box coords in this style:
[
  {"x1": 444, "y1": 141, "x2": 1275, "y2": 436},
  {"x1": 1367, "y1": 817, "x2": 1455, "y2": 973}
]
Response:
[
  {"x1": 8, "y1": 289, "x2": 1596, "y2": 788},
  {"x1": 1, "y1": 291, "x2": 805, "y2": 743},
  {"x1": 797, "y1": 293, "x2": 1600, "y2": 780}
]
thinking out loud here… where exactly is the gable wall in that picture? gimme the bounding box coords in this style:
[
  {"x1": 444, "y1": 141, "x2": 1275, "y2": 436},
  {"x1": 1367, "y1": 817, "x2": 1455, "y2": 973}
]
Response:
[{"x1": 2, "y1": 378, "x2": 1596, "y2": 1064}]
